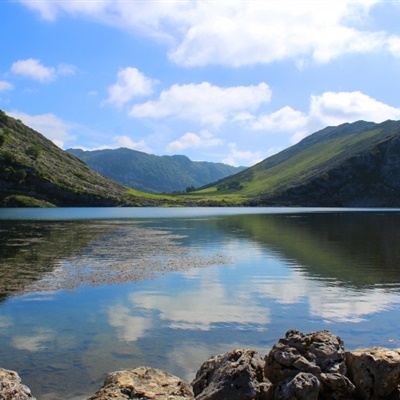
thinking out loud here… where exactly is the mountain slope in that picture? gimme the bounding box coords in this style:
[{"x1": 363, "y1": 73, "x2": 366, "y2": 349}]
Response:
[
  {"x1": 199, "y1": 120, "x2": 400, "y2": 207},
  {"x1": 0, "y1": 110, "x2": 162, "y2": 207},
  {"x1": 67, "y1": 148, "x2": 245, "y2": 193}
]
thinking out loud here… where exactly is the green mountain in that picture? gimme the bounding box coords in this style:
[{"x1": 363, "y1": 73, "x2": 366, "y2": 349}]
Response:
[
  {"x1": 198, "y1": 120, "x2": 400, "y2": 207},
  {"x1": 66, "y1": 148, "x2": 245, "y2": 193},
  {"x1": 0, "y1": 110, "x2": 163, "y2": 207}
]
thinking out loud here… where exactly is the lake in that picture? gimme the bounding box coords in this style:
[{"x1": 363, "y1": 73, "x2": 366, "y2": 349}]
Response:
[{"x1": 0, "y1": 207, "x2": 400, "y2": 399}]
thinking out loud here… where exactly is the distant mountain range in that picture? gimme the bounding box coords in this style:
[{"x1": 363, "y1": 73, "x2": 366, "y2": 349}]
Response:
[
  {"x1": 2, "y1": 107, "x2": 400, "y2": 207},
  {"x1": 67, "y1": 148, "x2": 245, "y2": 193}
]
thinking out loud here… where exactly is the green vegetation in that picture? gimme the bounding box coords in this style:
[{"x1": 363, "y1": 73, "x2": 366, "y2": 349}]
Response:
[
  {"x1": 0, "y1": 109, "x2": 165, "y2": 207},
  {"x1": 67, "y1": 148, "x2": 245, "y2": 193},
  {"x1": 194, "y1": 120, "x2": 400, "y2": 206}
]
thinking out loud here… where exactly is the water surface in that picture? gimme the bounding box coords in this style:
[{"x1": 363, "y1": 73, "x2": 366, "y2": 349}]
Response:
[{"x1": 0, "y1": 207, "x2": 399, "y2": 399}]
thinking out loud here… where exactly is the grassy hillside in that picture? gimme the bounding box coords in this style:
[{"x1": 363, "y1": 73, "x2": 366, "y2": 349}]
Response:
[
  {"x1": 67, "y1": 148, "x2": 245, "y2": 193},
  {"x1": 196, "y1": 120, "x2": 400, "y2": 206},
  {"x1": 0, "y1": 110, "x2": 165, "y2": 207}
]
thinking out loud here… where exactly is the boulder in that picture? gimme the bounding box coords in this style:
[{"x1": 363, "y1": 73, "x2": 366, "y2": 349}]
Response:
[
  {"x1": 192, "y1": 348, "x2": 270, "y2": 400},
  {"x1": 264, "y1": 329, "x2": 354, "y2": 400},
  {"x1": 267, "y1": 372, "x2": 320, "y2": 400},
  {"x1": 87, "y1": 366, "x2": 194, "y2": 400},
  {"x1": 0, "y1": 368, "x2": 36, "y2": 400},
  {"x1": 264, "y1": 329, "x2": 347, "y2": 383},
  {"x1": 346, "y1": 347, "x2": 400, "y2": 400}
]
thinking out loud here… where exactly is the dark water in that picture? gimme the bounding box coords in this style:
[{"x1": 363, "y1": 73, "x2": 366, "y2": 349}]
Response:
[{"x1": 0, "y1": 208, "x2": 400, "y2": 399}]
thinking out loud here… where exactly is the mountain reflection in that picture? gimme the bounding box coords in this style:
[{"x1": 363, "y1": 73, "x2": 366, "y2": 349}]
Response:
[{"x1": 212, "y1": 212, "x2": 400, "y2": 289}]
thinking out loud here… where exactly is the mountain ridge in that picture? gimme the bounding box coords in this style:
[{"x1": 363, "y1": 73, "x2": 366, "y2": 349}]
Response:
[
  {"x1": 198, "y1": 119, "x2": 400, "y2": 207},
  {"x1": 66, "y1": 147, "x2": 245, "y2": 193}
]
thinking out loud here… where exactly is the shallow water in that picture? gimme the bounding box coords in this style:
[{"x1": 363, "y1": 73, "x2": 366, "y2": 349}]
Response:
[{"x1": 0, "y1": 208, "x2": 400, "y2": 399}]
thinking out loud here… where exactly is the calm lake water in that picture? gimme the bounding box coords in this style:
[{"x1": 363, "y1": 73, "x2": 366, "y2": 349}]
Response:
[{"x1": 1, "y1": 207, "x2": 400, "y2": 399}]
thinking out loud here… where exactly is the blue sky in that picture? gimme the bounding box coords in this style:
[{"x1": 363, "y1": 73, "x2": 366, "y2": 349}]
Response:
[{"x1": 2, "y1": 0, "x2": 400, "y2": 166}]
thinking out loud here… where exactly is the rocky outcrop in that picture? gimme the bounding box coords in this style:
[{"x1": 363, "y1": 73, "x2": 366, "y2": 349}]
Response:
[
  {"x1": 2, "y1": 329, "x2": 400, "y2": 400},
  {"x1": 346, "y1": 347, "x2": 400, "y2": 400},
  {"x1": 87, "y1": 366, "x2": 194, "y2": 400},
  {"x1": 0, "y1": 368, "x2": 36, "y2": 400},
  {"x1": 264, "y1": 329, "x2": 355, "y2": 399},
  {"x1": 192, "y1": 349, "x2": 270, "y2": 400}
]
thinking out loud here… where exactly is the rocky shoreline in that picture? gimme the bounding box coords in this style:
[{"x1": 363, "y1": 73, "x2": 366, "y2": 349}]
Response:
[{"x1": 2, "y1": 329, "x2": 400, "y2": 400}]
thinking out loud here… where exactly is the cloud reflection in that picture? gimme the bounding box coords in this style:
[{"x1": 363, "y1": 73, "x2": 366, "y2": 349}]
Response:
[
  {"x1": 128, "y1": 282, "x2": 270, "y2": 331},
  {"x1": 253, "y1": 268, "x2": 400, "y2": 323},
  {"x1": 108, "y1": 304, "x2": 152, "y2": 342},
  {"x1": 12, "y1": 328, "x2": 54, "y2": 352}
]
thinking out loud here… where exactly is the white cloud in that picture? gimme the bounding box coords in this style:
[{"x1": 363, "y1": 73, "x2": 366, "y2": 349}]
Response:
[
  {"x1": 18, "y1": 0, "x2": 400, "y2": 67},
  {"x1": 11, "y1": 58, "x2": 76, "y2": 82},
  {"x1": 7, "y1": 111, "x2": 76, "y2": 148},
  {"x1": 242, "y1": 91, "x2": 400, "y2": 145},
  {"x1": 309, "y1": 91, "x2": 400, "y2": 127},
  {"x1": 105, "y1": 67, "x2": 157, "y2": 107},
  {"x1": 246, "y1": 106, "x2": 309, "y2": 133},
  {"x1": 0, "y1": 81, "x2": 13, "y2": 91},
  {"x1": 222, "y1": 143, "x2": 262, "y2": 167},
  {"x1": 11, "y1": 58, "x2": 56, "y2": 82},
  {"x1": 166, "y1": 130, "x2": 222, "y2": 153},
  {"x1": 130, "y1": 82, "x2": 271, "y2": 129},
  {"x1": 112, "y1": 135, "x2": 150, "y2": 152}
]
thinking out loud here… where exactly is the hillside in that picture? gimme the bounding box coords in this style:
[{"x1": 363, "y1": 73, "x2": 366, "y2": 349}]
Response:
[
  {"x1": 67, "y1": 148, "x2": 245, "y2": 193},
  {"x1": 0, "y1": 110, "x2": 163, "y2": 207},
  {"x1": 198, "y1": 120, "x2": 400, "y2": 207}
]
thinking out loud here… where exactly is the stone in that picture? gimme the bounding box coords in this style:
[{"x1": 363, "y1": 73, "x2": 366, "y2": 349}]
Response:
[
  {"x1": 0, "y1": 368, "x2": 36, "y2": 400},
  {"x1": 267, "y1": 372, "x2": 320, "y2": 400},
  {"x1": 319, "y1": 372, "x2": 355, "y2": 400},
  {"x1": 192, "y1": 348, "x2": 270, "y2": 400},
  {"x1": 264, "y1": 329, "x2": 347, "y2": 383},
  {"x1": 346, "y1": 347, "x2": 400, "y2": 400},
  {"x1": 87, "y1": 366, "x2": 194, "y2": 400}
]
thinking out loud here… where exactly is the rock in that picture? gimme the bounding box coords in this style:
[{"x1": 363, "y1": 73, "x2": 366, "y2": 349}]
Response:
[
  {"x1": 264, "y1": 329, "x2": 347, "y2": 383},
  {"x1": 87, "y1": 366, "x2": 194, "y2": 400},
  {"x1": 192, "y1": 348, "x2": 270, "y2": 400},
  {"x1": 264, "y1": 329, "x2": 355, "y2": 400},
  {"x1": 267, "y1": 372, "x2": 320, "y2": 400},
  {"x1": 346, "y1": 347, "x2": 400, "y2": 400},
  {"x1": 319, "y1": 372, "x2": 355, "y2": 400},
  {"x1": 0, "y1": 368, "x2": 36, "y2": 400}
]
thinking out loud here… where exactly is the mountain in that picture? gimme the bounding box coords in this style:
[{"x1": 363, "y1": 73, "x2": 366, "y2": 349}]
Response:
[
  {"x1": 198, "y1": 120, "x2": 400, "y2": 207},
  {"x1": 66, "y1": 148, "x2": 245, "y2": 193},
  {"x1": 0, "y1": 110, "x2": 163, "y2": 207}
]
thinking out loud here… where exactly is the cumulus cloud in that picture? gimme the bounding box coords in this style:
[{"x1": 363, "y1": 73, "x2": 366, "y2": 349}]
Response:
[
  {"x1": 166, "y1": 130, "x2": 222, "y2": 153},
  {"x1": 11, "y1": 58, "x2": 76, "y2": 82},
  {"x1": 0, "y1": 81, "x2": 13, "y2": 91},
  {"x1": 309, "y1": 91, "x2": 400, "y2": 126},
  {"x1": 240, "y1": 91, "x2": 400, "y2": 145},
  {"x1": 130, "y1": 82, "x2": 271, "y2": 129},
  {"x1": 105, "y1": 67, "x2": 158, "y2": 107},
  {"x1": 7, "y1": 111, "x2": 75, "y2": 148},
  {"x1": 111, "y1": 135, "x2": 151, "y2": 152},
  {"x1": 222, "y1": 143, "x2": 262, "y2": 167},
  {"x1": 18, "y1": 1, "x2": 400, "y2": 67}
]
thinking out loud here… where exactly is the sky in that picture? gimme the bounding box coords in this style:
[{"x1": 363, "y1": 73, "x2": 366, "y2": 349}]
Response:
[{"x1": 2, "y1": 0, "x2": 400, "y2": 166}]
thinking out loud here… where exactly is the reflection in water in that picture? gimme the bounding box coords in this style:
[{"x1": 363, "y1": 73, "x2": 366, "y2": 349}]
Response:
[{"x1": 0, "y1": 210, "x2": 400, "y2": 399}]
